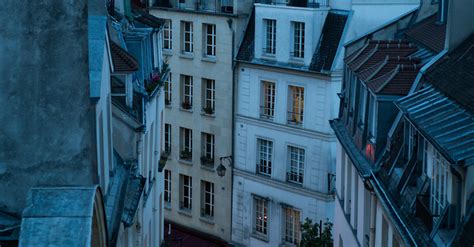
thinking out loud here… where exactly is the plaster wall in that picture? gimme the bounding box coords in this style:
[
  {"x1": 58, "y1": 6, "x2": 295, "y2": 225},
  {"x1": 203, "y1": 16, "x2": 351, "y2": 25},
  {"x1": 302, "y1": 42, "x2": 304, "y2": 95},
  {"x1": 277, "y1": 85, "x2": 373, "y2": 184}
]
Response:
[{"x1": 0, "y1": 0, "x2": 98, "y2": 215}]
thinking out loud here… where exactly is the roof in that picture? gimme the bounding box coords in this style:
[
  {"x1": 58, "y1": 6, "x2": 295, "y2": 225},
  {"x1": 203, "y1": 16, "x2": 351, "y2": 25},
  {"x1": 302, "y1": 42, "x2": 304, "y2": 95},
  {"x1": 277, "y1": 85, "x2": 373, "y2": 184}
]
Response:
[
  {"x1": 357, "y1": 56, "x2": 420, "y2": 82},
  {"x1": 121, "y1": 174, "x2": 146, "y2": 227},
  {"x1": 110, "y1": 41, "x2": 139, "y2": 72},
  {"x1": 309, "y1": 12, "x2": 348, "y2": 72},
  {"x1": 19, "y1": 187, "x2": 106, "y2": 247},
  {"x1": 236, "y1": 10, "x2": 348, "y2": 74},
  {"x1": 397, "y1": 85, "x2": 474, "y2": 166},
  {"x1": 366, "y1": 64, "x2": 420, "y2": 95},
  {"x1": 424, "y1": 34, "x2": 474, "y2": 114},
  {"x1": 405, "y1": 14, "x2": 447, "y2": 53},
  {"x1": 133, "y1": 10, "x2": 165, "y2": 29},
  {"x1": 88, "y1": 15, "x2": 108, "y2": 100}
]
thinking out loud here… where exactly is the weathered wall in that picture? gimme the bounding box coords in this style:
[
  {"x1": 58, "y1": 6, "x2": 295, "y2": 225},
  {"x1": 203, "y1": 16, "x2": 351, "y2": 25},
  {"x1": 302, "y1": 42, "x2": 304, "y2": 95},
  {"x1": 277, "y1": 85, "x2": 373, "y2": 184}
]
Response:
[{"x1": 0, "y1": 0, "x2": 98, "y2": 215}]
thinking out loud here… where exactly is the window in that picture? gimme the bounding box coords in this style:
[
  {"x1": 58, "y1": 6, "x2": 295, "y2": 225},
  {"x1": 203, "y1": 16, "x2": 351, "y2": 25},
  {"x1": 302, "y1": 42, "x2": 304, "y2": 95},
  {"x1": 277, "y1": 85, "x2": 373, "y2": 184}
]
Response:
[
  {"x1": 163, "y1": 19, "x2": 172, "y2": 50},
  {"x1": 204, "y1": 24, "x2": 216, "y2": 57},
  {"x1": 181, "y1": 75, "x2": 193, "y2": 109},
  {"x1": 182, "y1": 21, "x2": 193, "y2": 53},
  {"x1": 201, "y1": 180, "x2": 214, "y2": 217},
  {"x1": 257, "y1": 138, "x2": 273, "y2": 176},
  {"x1": 165, "y1": 124, "x2": 171, "y2": 154},
  {"x1": 202, "y1": 79, "x2": 215, "y2": 114},
  {"x1": 287, "y1": 146, "x2": 304, "y2": 184},
  {"x1": 164, "y1": 170, "x2": 171, "y2": 204},
  {"x1": 288, "y1": 86, "x2": 304, "y2": 125},
  {"x1": 180, "y1": 128, "x2": 192, "y2": 160},
  {"x1": 429, "y1": 145, "x2": 449, "y2": 217},
  {"x1": 201, "y1": 132, "x2": 215, "y2": 166},
  {"x1": 283, "y1": 207, "x2": 301, "y2": 245},
  {"x1": 292, "y1": 22, "x2": 305, "y2": 58},
  {"x1": 180, "y1": 174, "x2": 192, "y2": 210},
  {"x1": 165, "y1": 73, "x2": 172, "y2": 106},
  {"x1": 264, "y1": 19, "x2": 276, "y2": 55},
  {"x1": 260, "y1": 81, "x2": 275, "y2": 119},
  {"x1": 253, "y1": 197, "x2": 268, "y2": 236}
]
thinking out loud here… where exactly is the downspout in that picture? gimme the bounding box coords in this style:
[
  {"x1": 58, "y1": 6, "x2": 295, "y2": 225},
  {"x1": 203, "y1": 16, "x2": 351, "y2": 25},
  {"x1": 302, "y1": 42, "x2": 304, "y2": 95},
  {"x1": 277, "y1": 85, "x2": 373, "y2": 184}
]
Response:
[
  {"x1": 369, "y1": 191, "x2": 376, "y2": 247},
  {"x1": 136, "y1": 131, "x2": 144, "y2": 247},
  {"x1": 450, "y1": 163, "x2": 464, "y2": 231},
  {"x1": 227, "y1": 16, "x2": 236, "y2": 243}
]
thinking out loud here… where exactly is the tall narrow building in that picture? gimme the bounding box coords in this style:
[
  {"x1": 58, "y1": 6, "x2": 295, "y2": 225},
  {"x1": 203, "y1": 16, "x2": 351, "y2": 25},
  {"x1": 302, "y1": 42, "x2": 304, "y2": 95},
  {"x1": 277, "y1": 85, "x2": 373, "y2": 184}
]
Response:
[
  {"x1": 149, "y1": 0, "x2": 253, "y2": 242},
  {"x1": 231, "y1": 0, "x2": 419, "y2": 246}
]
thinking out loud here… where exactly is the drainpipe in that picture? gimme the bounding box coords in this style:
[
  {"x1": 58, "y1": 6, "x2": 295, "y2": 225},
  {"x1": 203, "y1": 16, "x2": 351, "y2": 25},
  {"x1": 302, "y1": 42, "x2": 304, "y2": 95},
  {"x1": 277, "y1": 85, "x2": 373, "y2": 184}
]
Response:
[
  {"x1": 136, "y1": 133, "x2": 144, "y2": 247},
  {"x1": 450, "y1": 163, "x2": 464, "y2": 229},
  {"x1": 227, "y1": 16, "x2": 236, "y2": 243},
  {"x1": 369, "y1": 191, "x2": 376, "y2": 247}
]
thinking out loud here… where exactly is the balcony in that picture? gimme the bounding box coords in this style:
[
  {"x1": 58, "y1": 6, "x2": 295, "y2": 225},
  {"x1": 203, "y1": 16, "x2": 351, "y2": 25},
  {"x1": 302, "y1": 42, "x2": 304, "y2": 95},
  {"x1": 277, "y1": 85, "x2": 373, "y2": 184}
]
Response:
[
  {"x1": 255, "y1": 0, "x2": 328, "y2": 8},
  {"x1": 152, "y1": 0, "x2": 234, "y2": 14}
]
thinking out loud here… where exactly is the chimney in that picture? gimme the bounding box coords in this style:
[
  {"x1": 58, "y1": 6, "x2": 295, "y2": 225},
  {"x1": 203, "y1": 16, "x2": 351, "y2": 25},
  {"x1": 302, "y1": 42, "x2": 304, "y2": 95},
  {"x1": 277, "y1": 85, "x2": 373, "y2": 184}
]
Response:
[{"x1": 445, "y1": 0, "x2": 474, "y2": 51}]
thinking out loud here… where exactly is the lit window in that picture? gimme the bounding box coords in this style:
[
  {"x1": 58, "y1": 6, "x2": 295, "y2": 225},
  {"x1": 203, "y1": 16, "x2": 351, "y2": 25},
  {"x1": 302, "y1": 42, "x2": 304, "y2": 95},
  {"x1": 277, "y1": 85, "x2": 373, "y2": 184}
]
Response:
[
  {"x1": 164, "y1": 170, "x2": 171, "y2": 204},
  {"x1": 257, "y1": 138, "x2": 273, "y2": 176},
  {"x1": 283, "y1": 207, "x2": 301, "y2": 245},
  {"x1": 287, "y1": 146, "x2": 304, "y2": 184},
  {"x1": 180, "y1": 174, "x2": 192, "y2": 210},
  {"x1": 288, "y1": 86, "x2": 304, "y2": 125},
  {"x1": 180, "y1": 128, "x2": 192, "y2": 160},
  {"x1": 264, "y1": 19, "x2": 276, "y2": 55},
  {"x1": 165, "y1": 73, "x2": 172, "y2": 106},
  {"x1": 292, "y1": 22, "x2": 305, "y2": 58},
  {"x1": 163, "y1": 19, "x2": 172, "y2": 50},
  {"x1": 260, "y1": 81, "x2": 275, "y2": 119},
  {"x1": 201, "y1": 132, "x2": 215, "y2": 166},
  {"x1": 202, "y1": 79, "x2": 215, "y2": 114},
  {"x1": 182, "y1": 21, "x2": 193, "y2": 53},
  {"x1": 204, "y1": 24, "x2": 216, "y2": 57},
  {"x1": 201, "y1": 180, "x2": 214, "y2": 217},
  {"x1": 254, "y1": 197, "x2": 268, "y2": 236},
  {"x1": 181, "y1": 75, "x2": 193, "y2": 109}
]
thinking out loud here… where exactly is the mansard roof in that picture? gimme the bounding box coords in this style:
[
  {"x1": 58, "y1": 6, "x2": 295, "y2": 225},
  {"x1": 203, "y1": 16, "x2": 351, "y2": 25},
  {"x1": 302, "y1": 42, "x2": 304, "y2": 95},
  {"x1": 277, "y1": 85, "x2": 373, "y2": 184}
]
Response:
[
  {"x1": 110, "y1": 41, "x2": 139, "y2": 72},
  {"x1": 366, "y1": 64, "x2": 420, "y2": 95},
  {"x1": 405, "y1": 14, "x2": 447, "y2": 53}
]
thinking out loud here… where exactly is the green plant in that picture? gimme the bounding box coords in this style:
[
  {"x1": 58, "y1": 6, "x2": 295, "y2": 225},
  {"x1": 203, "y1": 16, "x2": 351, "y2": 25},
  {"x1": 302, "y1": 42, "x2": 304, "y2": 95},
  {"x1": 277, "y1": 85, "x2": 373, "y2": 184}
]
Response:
[
  {"x1": 180, "y1": 150, "x2": 192, "y2": 160},
  {"x1": 300, "y1": 218, "x2": 333, "y2": 247},
  {"x1": 203, "y1": 106, "x2": 214, "y2": 114}
]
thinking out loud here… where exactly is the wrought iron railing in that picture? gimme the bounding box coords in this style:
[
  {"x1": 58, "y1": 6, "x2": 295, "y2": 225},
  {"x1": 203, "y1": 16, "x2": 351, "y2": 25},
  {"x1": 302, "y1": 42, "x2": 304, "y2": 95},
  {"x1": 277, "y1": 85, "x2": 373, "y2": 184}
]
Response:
[
  {"x1": 287, "y1": 172, "x2": 303, "y2": 184},
  {"x1": 256, "y1": 163, "x2": 272, "y2": 176},
  {"x1": 153, "y1": 0, "x2": 234, "y2": 14},
  {"x1": 255, "y1": 0, "x2": 327, "y2": 7},
  {"x1": 287, "y1": 111, "x2": 304, "y2": 125},
  {"x1": 259, "y1": 106, "x2": 274, "y2": 120}
]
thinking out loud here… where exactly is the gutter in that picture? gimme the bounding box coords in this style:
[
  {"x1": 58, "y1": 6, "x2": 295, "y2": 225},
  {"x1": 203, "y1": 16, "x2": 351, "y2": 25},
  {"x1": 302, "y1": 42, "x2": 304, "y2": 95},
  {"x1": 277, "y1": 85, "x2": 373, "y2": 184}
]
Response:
[{"x1": 228, "y1": 17, "x2": 236, "y2": 243}]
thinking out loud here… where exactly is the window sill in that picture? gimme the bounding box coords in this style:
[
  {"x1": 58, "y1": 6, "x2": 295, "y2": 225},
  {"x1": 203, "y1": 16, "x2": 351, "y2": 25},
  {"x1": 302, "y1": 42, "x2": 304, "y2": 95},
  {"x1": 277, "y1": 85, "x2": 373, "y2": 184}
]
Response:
[
  {"x1": 199, "y1": 216, "x2": 215, "y2": 225},
  {"x1": 286, "y1": 180, "x2": 304, "y2": 186},
  {"x1": 289, "y1": 57, "x2": 304, "y2": 64},
  {"x1": 165, "y1": 104, "x2": 172, "y2": 108},
  {"x1": 200, "y1": 164, "x2": 215, "y2": 172},
  {"x1": 251, "y1": 232, "x2": 269, "y2": 242},
  {"x1": 201, "y1": 56, "x2": 217, "y2": 63},
  {"x1": 259, "y1": 116, "x2": 274, "y2": 122},
  {"x1": 256, "y1": 172, "x2": 271, "y2": 178},
  {"x1": 179, "y1": 107, "x2": 193, "y2": 113},
  {"x1": 261, "y1": 53, "x2": 276, "y2": 59},
  {"x1": 163, "y1": 49, "x2": 173, "y2": 56},
  {"x1": 201, "y1": 112, "x2": 216, "y2": 118},
  {"x1": 178, "y1": 209, "x2": 193, "y2": 217},
  {"x1": 179, "y1": 159, "x2": 193, "y2": 166},
  {"x1": 164, "y1": 203, "x2": 172, "y2": 210},
  {"x1": 286, "y1": 121, "x2": 303, "y2": 128},
  {"x1": 179, "y1": 53, "x2": 194, "y2": 59}
]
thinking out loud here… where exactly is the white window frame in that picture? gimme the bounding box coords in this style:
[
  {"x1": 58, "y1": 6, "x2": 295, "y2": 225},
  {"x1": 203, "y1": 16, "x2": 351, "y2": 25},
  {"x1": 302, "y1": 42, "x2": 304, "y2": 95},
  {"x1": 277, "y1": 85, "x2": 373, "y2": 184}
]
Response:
[
  {"x1": 292, "y1": 21, "x2": 305, "y2": 58},
  {"x1": 180, "y1": 128, "x2": 192, "y2": 160},
  {"x1": 287, "y1": 86, "x2": 304, "y2": 125},
  {"x1": 257, "y1": 138, "x2": 273, "y2": 176},
  {"x1": 164, "y1": 169, "x2": 171, "y2": 204},
  {"x1": 182, "y1": 21, "x2": 193, "y2": 53},
  {"x1": 182, "y1": 75, "x2": 193, "y2": 108},
  {"x1": 260, "y1": 80, "x2": 275, "y2": 120},
  {"x1": 165, "y1": 73, "x2": 172, "y2": 105},
  {"x1": 163, "y1": 19, "x2": 172, "y2": 50},
  {"x1": 201, "y1": 180, "x2": 215, "y2": 217},
  {"x1": 429, "y1": 144, "x2": 449, "y2": 217},
  {"x1": 253, "y1": 197, "x2": 269, "y2": 237},
  {"x1": 181, "y1": 174, "x2": 192, "y2": 210},
  {"x1": 165, "y1": 124, "x2": 171, "y2": 154},
  {"x1": 264, "y1": 19, "x2": 276, "y2": 55},
  {"x1": 283, "y1": 207, "x2": 301, "y2": 245},
  {"x1": 204, "y1": 24, "x2": 216, "y2": 57},
  {"x1": 203, "y1": 79, "x2": 215, "y2": 112},
  {"x1": 287, "y1": 146, "x2": 305, "y2": 184}
]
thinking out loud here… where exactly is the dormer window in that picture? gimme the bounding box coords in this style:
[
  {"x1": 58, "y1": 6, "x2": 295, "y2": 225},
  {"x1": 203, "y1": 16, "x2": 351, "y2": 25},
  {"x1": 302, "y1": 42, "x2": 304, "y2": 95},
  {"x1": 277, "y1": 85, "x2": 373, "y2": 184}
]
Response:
[{"x1": 264, "y1": 19, "x2": 276, "y2": 55}]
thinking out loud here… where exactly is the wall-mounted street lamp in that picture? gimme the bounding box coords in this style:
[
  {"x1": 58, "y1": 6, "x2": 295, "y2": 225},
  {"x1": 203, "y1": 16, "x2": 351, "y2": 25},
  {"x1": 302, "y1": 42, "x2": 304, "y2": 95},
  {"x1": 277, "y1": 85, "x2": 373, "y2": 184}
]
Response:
[{"x1": 217, "y1": 155, "x2": 232, "y2": 177}]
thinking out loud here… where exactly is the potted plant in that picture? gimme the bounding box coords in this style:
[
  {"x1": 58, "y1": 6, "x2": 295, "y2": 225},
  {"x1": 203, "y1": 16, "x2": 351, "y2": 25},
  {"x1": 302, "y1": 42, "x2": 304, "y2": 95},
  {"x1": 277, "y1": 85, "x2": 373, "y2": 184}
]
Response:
[
  {"x1": 182, "y1": 101, "x2": 192, "y2": 110},
  {"x1": 203, "y1": 106, "x2": 214, "y2": 115},
  {"x1": 180, "y1": 150, "x2": 192, "y2": 160},
  {"x1": 200, "y1": 156, "x2": 214, "y2": 166},
  {"x1": 158, "y1": 152, "x2": 168, "y2": 172}
]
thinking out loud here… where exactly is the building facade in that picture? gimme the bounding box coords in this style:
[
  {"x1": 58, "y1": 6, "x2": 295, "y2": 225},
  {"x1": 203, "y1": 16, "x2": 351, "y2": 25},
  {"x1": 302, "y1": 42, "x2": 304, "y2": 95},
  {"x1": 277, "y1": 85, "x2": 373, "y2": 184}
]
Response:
[
  {"x1": 149, "y1": 0, "x2": 253, "y2": 242},
  {"x1": 231, "y1": 0, "x2": 420, "y2": 246}
]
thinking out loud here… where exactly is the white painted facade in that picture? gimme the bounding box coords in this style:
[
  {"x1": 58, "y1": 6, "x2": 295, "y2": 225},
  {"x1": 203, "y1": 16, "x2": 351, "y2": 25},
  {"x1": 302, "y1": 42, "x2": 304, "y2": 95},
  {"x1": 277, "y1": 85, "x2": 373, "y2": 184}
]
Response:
[{"x1": 232, "y1": 1, "x2": 419, "y2": 246}]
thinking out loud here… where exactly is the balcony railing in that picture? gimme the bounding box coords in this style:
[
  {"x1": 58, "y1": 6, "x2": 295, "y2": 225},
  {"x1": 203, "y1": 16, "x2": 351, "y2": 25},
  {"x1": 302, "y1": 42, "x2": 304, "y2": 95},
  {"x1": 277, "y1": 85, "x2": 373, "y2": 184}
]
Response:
[
  {"x1": 259, "y1": 106, "x2": 274, "y2": 120},
  {"x1": 152, "y1": 0, "x2": 234, "y2": 14},
  {"x1": 287, "y1": 111, "x2": 303, "y2": 125},
  {"x1": 256, "y1": 163, "x2": 272, "y2": 176},
  {"x1": 179, "y1": 201, "x2": 192, "y2": 210},
  {"x1": 255, "y1": 0, "x2": 328, "y2": 8},
  {"x1": 286, "y1": 172, "x2": 303, "y2": 184}
]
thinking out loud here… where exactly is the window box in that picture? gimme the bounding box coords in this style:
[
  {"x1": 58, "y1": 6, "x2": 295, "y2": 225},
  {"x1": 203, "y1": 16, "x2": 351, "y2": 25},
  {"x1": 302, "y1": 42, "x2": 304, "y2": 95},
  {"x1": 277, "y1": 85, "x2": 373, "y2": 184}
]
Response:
[
  {"x1": 203, "y1": 106, "x2": 214, "y2": 115},
  {"x1": 200, "y1": 156, "x2": 214, "y2": 167},
  {"x1": 158, "y1": 153, "x2": 169, "y2": 172},
  {"x1": 180, "y1": 150, "x2": 192, "y2": 160},
  {"x1": 182, "y1": 101, "x2": 192, "y2": 110}
]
